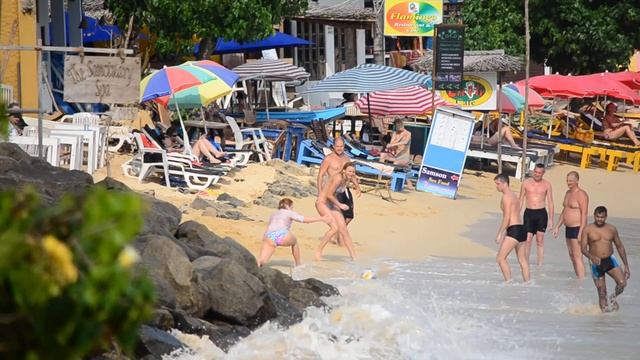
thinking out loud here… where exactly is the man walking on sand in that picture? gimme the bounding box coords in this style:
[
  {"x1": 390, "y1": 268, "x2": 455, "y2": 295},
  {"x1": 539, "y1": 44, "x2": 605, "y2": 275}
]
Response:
[
  {"x1": 553, "y1": 171, "x2": 589, "y2": 279},
  {"x1": 581, "y1": 206, "x2": 630, "y2": 312},
  {"x1": 519, "y1": 164, "x2": 554, "y2": 266},
  {"x1": 316, "y1": 136, "x2": 361, "y2": 244},
  {"x1": 494, "y1": 174, "x2": 530, "y2": 282}
]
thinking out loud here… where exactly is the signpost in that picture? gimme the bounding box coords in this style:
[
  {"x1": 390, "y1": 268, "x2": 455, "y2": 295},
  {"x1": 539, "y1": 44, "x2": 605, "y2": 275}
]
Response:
[
  {"x1": 434, "y1": 24, "x2": 464, "y2": 91},
  {"x1": 64, "y1": 55, "x2": 141, "y2": 104},
  {"x1": 416, "y1": 107, "x2": 475, "y2": 199},
  {"x1": 438, "y1": 72, "x2": 498, "y2": 111}
]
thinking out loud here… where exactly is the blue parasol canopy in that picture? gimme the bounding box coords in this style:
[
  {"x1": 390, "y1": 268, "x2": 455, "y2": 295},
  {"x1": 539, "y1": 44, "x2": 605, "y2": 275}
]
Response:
[{"x1": 212, "y1": 32, "x2": 311, "y2": 54}]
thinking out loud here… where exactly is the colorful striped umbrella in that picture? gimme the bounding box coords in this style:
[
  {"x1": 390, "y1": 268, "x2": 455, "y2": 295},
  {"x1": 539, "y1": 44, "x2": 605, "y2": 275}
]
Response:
[
  {"x1": 139, "y1": 65, "x2": 217, "y2": 103},
  {"x1": 232, "y1": 59, "x2": 309, "y2": 81},
  {"x1": 355, "y1": 86, "x2": 451, "y2": 115},
  {"x1": 303, "y1": 64, "x2": 432, "y2": 94},
  {"x1": 183, "y1": 60, "x2": 239, "y2": 87}
]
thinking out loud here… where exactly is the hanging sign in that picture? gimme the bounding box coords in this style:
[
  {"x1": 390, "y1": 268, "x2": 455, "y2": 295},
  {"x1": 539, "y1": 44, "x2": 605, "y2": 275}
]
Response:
[
  {"x1": 384, "y1": 0, "x2": 443, "y2": 37},
  {"x1": 64, "y1": 55, "x2": 141, "y2": 104},
  {"x1": 438, "y1": 72, "x2": 498, "y2": 110},
  {"x1": 434, "y1": 24, "x2": 464, "y2": 90}
]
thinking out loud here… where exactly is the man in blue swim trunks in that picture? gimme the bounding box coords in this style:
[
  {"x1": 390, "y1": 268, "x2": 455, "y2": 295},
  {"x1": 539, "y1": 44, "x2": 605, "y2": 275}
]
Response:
[{"x1": 581, "y1": 206, "x2": 631, "y2": 312}]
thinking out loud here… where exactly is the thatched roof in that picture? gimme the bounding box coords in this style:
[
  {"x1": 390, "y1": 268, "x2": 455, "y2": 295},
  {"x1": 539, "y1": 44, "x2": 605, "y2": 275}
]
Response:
[
  {"x1": 294, "y1": 3, "x2": 377, "y2": 23},
  {"x1": 21, "y1": 0, "x2": 110, "y2": 19},
  {"x1": 412, "y1": 49, "x2": 522, "y2": 73}
]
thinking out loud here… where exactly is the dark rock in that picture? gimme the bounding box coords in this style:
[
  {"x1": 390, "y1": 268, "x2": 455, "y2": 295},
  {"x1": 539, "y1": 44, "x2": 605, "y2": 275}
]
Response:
[
  {"x1": 202, "y1": 207, "x2": 218, "y2": 218},
  {"x1": 217, "y1": 192, "x2": 246, "y2": 208},
  {"x1": 288, "y1": 287, "x2": 326, "y2": 312},
  {"x1": 150, "y1": 308, "x2": 175, "y2": 331},
  {"x1": 191, "y1": 256, "x2": 277, "y2": 327},
  {"x1": 95, "y1": 177, "x2": 132, "y2": 192},
  {"x1": 190, "y1": 197, "x2": 212, "y2": 210},
  {"x1": 0, "y1": 143, "x2": 93, "y2": 204},
  {"x1": 133, "y1": 235, "x2": 196, "y2": 313},
  {"x1": 136, "y1": 325, "x2": 185, "y2": 359},
  {"x1": 139, "y1": 196, "x2": 182, "y2": 238},
  {"x1": 170, "y1": 309, "x2": 251, "y2": 352},
  {"x1": 266, "y1": 290, "x2": 304, "y2": 326},
  {"x1": 258, "y1": 267, "x2": 296, "y2": 297},
  {"x1": 299, "y1": 277, "x2": 340, "y2": 297},
  {"x1": 253, "y1": 191, "x2": 281, "y2": 209},
  {"x1": 176, "y1": 221, "x2": 258, "y2": 275}
]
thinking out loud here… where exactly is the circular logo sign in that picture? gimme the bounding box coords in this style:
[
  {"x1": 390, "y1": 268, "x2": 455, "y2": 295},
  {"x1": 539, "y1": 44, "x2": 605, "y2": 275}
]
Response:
[{"x1": 439, "y1": 75, "x2": 493, "y2": 107}]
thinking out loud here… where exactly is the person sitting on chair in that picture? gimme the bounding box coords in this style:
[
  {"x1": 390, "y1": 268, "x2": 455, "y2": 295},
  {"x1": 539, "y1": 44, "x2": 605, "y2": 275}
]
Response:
[
  {"x1": 164, "y1": 126, "x2": 229, "y2": 165},
  {"x1": 602, "y1": 103, "x2": 640, "y2": 146},
  {"x1": 379, "y1": 118, "x2": 412, "y2": 166}
]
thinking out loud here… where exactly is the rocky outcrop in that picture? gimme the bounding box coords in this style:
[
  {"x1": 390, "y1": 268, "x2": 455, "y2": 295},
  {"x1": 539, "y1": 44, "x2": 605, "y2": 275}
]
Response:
[
  {"x1": 0, "y1": 145, "x2": 339, "y2": 357},
  {"x1": 254, "y1": 172, "x2": 317, "y2": 208}
]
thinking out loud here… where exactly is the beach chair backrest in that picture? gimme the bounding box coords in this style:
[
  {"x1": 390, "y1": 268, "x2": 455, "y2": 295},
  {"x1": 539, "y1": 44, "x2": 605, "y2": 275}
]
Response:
[
  {"x1": 225, "y1": 116, "x2": 244, "y2": 144},
  {"x1": 72, "y1": 112, "x2": 101, "y2": 127}
]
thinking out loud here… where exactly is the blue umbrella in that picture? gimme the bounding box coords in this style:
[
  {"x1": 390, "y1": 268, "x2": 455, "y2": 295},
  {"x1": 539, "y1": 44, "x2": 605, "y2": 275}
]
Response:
[
  {"x1": 213, "y1": 32, "x2": 311, "y2": 54},
  {"x1": 302, "y1": 64, "x2": 432, "y2": 94}
]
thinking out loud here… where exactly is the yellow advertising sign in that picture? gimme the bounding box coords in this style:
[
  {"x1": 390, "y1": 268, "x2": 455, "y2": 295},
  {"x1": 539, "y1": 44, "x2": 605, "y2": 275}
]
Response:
[
  {"x1": 384, "y1": 0, "x2": 443, "y2": 37},
  {"x1": 438, "y1": 72, "x2": 498, "y2": 111}
]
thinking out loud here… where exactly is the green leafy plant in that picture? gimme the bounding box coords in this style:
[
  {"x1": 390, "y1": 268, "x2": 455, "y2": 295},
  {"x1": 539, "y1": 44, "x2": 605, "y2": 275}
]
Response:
[
  {"x1": 0, "y1": 187, "x2": 155, "y2": 359},
  {"x1": 462, "y1": 0, "x2": 640, "y2": 74}
]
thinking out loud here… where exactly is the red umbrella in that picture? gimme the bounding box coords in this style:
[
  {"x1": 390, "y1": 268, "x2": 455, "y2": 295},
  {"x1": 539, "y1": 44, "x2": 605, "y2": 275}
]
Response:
[
  {"x1": 596, "y1": 71, "x2": 640, "y2": 90},
  {"x1": 576, "y1": 73, "x2": 640, "y2": 103},
  {"x1": 355, "y1": 86, "x2": 453, "y2": 115},
  {"x1": 520, "y1": 74, "x2": 588, "y2": 98}
]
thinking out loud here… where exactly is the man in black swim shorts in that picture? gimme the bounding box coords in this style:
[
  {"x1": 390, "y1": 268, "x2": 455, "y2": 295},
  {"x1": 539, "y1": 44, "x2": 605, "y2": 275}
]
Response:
[
  {"x1": 494, "y1": 174, "x2": 530, "y2": 282},
  {"x1": 519, "y1": 164, "x2": 554, "y2": 266}
]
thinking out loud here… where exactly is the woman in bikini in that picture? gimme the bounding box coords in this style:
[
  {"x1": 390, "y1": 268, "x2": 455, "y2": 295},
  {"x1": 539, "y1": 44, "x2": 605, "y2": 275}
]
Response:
[
  {"x1": 315, "y1": 162, "x2": 358, "y2": 261},
  {"x1": 258, "y1": 198, "x2": 330, "y2": 267}
]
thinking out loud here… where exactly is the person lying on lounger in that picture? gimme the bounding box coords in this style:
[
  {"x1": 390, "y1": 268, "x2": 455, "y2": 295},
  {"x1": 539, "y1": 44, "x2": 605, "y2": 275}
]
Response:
[
  {"x1": 471, "y1": 118, "x2": 522, "y2": 149},
  {"x1": 163, "y1": 126, "x2": 231, "y2": 164},
  {"x1": 602, "y1": 103, "x2": 640, "y2": 146}
]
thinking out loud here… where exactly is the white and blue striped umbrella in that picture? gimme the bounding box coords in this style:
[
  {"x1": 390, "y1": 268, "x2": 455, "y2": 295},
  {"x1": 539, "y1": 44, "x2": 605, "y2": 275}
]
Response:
[{"x1": 302, "y1": 63, "x2": 432, "y2": 94}]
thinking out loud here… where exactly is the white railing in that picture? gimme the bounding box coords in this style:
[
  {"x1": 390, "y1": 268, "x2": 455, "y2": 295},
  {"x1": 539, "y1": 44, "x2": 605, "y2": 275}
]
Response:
[{"x1": 0, "y1": 84, "x2": 14, "y2": 105}]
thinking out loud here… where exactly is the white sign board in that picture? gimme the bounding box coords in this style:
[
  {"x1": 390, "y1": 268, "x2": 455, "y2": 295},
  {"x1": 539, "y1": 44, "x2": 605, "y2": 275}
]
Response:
[{"x1": 64, "y1": 55, "x2": 141, "y2": 104}]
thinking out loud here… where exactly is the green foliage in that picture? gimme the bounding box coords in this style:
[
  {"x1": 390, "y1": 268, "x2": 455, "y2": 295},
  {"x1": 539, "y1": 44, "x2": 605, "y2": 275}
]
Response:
[
  {"x1": 105, "y1": 0, "x2": 308, "y2": 59},
  {"x1": 0, "y1": 187, "x2": 155, "y2": 359},
  {"x1": 0, "y1": 102, "x2": 7, "y2": 139},
  {"x1": 462, "y1": 0, "x2": 640, "y2": 74}
]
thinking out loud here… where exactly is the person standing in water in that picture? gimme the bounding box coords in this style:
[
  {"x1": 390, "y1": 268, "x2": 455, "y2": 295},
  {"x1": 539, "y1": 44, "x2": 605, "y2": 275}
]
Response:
[
  {"x1": 581, "y1": 206, "x2": 630, "y2": 312},
  {"x1": 315, "y1": 162, "x2": 358, "y2": 261},
  {"x1": 519, "y1": 164, "x2": 554, "y2": 266},
  {"x1": 257, "y1": 198, "x2": 330, "y2": 267},
  {"x1": 553, "y1": 171, "x2": 589, "y2": 279},
  {"x1": 494, "y1": 173, "x2": 530, "y2": 282}
]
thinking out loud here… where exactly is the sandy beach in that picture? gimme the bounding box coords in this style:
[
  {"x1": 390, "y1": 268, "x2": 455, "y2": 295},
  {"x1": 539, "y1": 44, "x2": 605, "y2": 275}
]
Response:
[{"x1": 94, "y1": 154, "x2": 639, "y2": 269}]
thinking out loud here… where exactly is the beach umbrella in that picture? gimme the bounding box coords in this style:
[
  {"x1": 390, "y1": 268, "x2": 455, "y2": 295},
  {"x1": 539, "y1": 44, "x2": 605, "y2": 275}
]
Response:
[
  {"x1": 505, "y1": 83, "x2": 545, "y2": 108},
  {"x1": 232, "y1": 59, "x2": 309, "y2": 81},
  {"x1": 233, "y1": 59, "x2": 310, "y2": 120},
  {"x1": 576, "y1": 74, "x2": 640, "y2": 104},
  {"x1": 355, "y1": 86, "x2": 451, "y2": 115},
  {"x1": 183, "y1": 60, "x2": 240, "y2": 87},
  {"x1": 302, "y1": 63, "x2": 432, "y2": 94},
  {"x1": 522, "y1": 74, "x2": 588, "y2": 98},
  {"x1": 213, "y1": 32, "x2": 311, "y2": 54},
  {"x1": 140, "y1": 65, "x2": 218, "y2": 103},
  {"x1": 596, "y1": 71, "x2": 640, "y2": 90},
  {"x1": 154, "y1": 79, "x2": 233, "y2": 108}
]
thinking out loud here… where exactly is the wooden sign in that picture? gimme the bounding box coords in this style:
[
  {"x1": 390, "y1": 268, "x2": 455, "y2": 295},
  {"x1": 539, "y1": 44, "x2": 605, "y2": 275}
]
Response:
[{"x1": 64, "y1": 55, "x2": 141, "y2": 104}]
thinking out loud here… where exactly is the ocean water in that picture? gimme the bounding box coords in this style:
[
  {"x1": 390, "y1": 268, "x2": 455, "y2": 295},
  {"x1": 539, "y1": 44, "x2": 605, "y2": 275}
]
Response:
[{"x1": 166, "y1": 216, "x2": 639, "y2": 360}]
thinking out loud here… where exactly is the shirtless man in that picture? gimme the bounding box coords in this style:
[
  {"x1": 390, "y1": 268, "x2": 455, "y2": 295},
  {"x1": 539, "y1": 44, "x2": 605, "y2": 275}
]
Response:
[
  {"x1": 316, "y1": 136, "x2": 361, "y2": 242},
  {"x1": 519, "y1": 164, "x2": 554, "y2": 266},
  {"x1": 602, "y1": 103, "x2": 640, "y2": 146},
  {"x1": 494, "y1": 174, "x2": 530, "y2": 282},
  {"x1": 553, "y1": 171, "x2": 589, "y2": 279},
  {"x1": 581, "y1": 206, "x2": 630, "y2": 312}
]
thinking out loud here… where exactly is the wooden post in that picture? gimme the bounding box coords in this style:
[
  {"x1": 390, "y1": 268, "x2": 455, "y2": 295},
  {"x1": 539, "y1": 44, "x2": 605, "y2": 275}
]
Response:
[
  {"x1": 497, "y1": 72, "x2": 503, "y2": 174},
  {"x1": 522, "y1": 0, "x2": 530, "y2": 180},
  {"x1": 374, "y1": 0, "x2": 385, "y2": 65}
]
